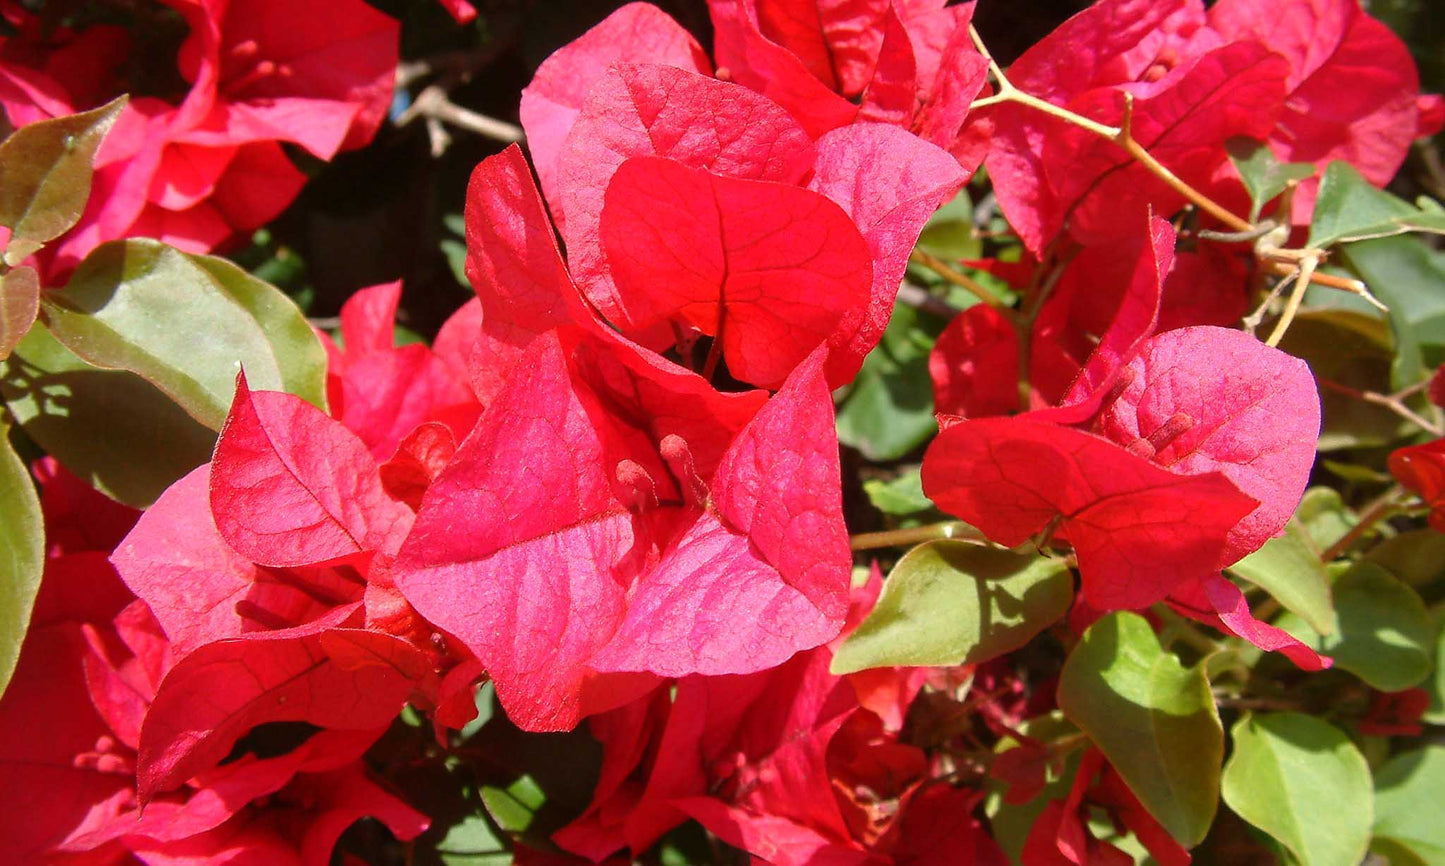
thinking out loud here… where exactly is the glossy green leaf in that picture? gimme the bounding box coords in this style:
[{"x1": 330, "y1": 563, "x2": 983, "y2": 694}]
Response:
[
  {"x1": 1366, "y1": 529, "x2": 1445, "y2": 588},
  {"x1": 836, "y1": 303, "x2": 939, "y2": 461},
  {"x1": 1295, "y1": 487, "x2": 1355, "y2": 551},
  {"x1": 862, "y1": 467, "x2": 932, "y2": 515},
  {"x1": 1372, "y1": 747, "x2": 1445, "y2": 866},
  {"x1": 40, "y1": 239, "x2": 328, "y2": 430},
  {"x1": 480, "y1": 775, "x2": 545, "y2": 834},
  {"x1": 1309, "y1": 162, "x2": 1445, "y2": 249},
  {"x1": 1057, "y1": 612, "x2": 1222, "y2": 846},
  {"x1": 0, "y1": 423, "x2": 42, "y2": 698},
  {"x1": 436, "y1": 814, "x2": 511, "y2": 865},
  {"x1": 0, "y1": 96, "x2": 126, "y2": 261},
  {"x1": 185, "y1": 254, "x2": 328, "y2": 410},
  {"x1": 832, "y1": 541, "x2": 1071, "y2": 673},
  {"x1": 1226, "y1": 137, "x2": 1314, "y2": 222},
  {"x1": 1229, "y1": 520, "x2": 1334, "y2": 634},
  {"x1": 1221, "y1": 713, "x2": 1372, "y2": 866},
  {"x1": 916, "y1": 190, "x2": 981, "y2": 260},
  {"x1": 1426, "y1": 612, "x2": 1444, "y2": 725},
  {"x1": 1, "y1": 324, "x2": 214, "y2": 507},
  {"x1": 0, "y1": 265, "x2": 39, "y2": 361},
  {"x1": 1324, "y1": 563, "x2": 1435, "y2": 691},
  {"x1": 1276, "y1": 310, "x2": 1414, "y2": 450},
  {"x1": 1338, "y1": 235, "x2": 1445, "y2": 389}
]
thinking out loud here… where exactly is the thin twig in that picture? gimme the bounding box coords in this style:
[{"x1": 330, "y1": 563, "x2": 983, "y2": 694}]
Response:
[
  {"x1": 1241, "y1": 270, "x2": 1294, "y2": 336},
  {"x1": 897, "y1": 281, "x2": 966, "y2": 319},
  {"x1": 396, "y1": 85, "x2": 524, "y2": 145},
  {"x1": 1319, "y1": 484, "x2": 1406, "y2": 562},
  {"x1": 850, "y1": 521, "x2": 986, "y2": 551},
  {"x1": 909, "y1": 249, "x2": 1005, "y2": 310},
  {"x1": 1319, "y1": 379, "x2": 1444, "y2": 437},
  {"x1": 1260, "y1": 259, "x2": 1384, "y2": 310},
  {"x1": 1264, "y1": 252, "x2": 1318, "y2": 347},
  {"x1": 966, "y1": 25, "x2": 1250, "y2": 233}
]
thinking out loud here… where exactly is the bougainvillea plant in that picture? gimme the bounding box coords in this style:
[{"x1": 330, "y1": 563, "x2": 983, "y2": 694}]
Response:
[{"x1": 1, "y1": 0, "x2": 1444, "y2": 863}]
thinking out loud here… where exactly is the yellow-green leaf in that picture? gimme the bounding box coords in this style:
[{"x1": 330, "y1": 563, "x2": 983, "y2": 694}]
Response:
[
  {"x1": 832, "y1": 541, "x2": 1071, "y2": 673},
  {"x1": 1222, "y1": 713, "x2": 1371, "y2": 866},
  {"x1": 0, "y1": 96, "x2": 126, "y2": 258},
  {"x1": 1057, "y1": 611, "x2": 1222, "y2": 846}
]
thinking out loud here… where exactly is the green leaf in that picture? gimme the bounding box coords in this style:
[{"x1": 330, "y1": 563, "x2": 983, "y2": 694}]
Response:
[
  {"x1": 1221, "y1": 713, "x2": 1372, "y2": 866},
  {"x1": 1295, "y1": 487, "x2": 1356, "y2": 551},
  {"x1": 40, "y1": 239, "x2": 328, "y2": 430},
  {"x1": 1309, "y1": 162, "x2": 1445, "y2": 249},
  {"x1": 0, "y1": 96, "x2": 126, "y2": 261},
  {"x1": 0, "y1": 424, "x2": 42, "y2": 697},
  {"x1": 1228, "y1": 520, "x2": 1334, "y2": 634},
  {"x1": 862, "y1": 467, "x2": 933, "y2": 515},
  {"x1": 1338, "y1": 234, "x2": 1445, "y2": 389},
  {"x1": 0, "y1": 264, "x2": 39, "y2": 360},
  {"x1": 832, "y1": 541, "x2": 1071, "y2": 673},
  {"x1": 916, "y1": 190, "x2": 981, "y2": 260},
  {"x1": 185, "y1": 254, "x2": 328, "y2": 410},
  {"x1": 1323, "y1": 563, "x2": 1435, "y2": 691},
  {"x1": 480, "y1": 775, "x2": 545, "y2": 834},
  {"x1": 1057, "y1": 611, "x2": 1222, "y2": 846},
  {"x1": 435, "y1": 813, "x2": 511, "y2": 866},
  {"x1": 1, "y1": 324, "x2": 215, "y2": 506},
  {"x1": 1277, "y1": 563, "x2": 1435, "y2": 691},
  {"x1": 1426, "y1": 613, "x2": 1445, "y2": 725},
  {"x1": 1366, "y1": 529, "x2": 1445, "y2": 588},
  {"x1": 1373, "y1": 747, "x2": 1445, "y2": 866},
  {"x1": 1226, "y1": 137, "x2": 1314, "y2": 222},
  {"x1": 1276, "y1": 309, "x2": 1415, "y2": 450},
  {"x1": 835, "y1": 303, "x2": 939, "y2": 461}
]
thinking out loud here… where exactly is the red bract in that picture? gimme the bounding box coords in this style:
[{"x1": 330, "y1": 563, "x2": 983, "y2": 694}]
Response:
[
  {"x1": 112, "y1": 371, "x2": 482, "y2": 796},
  {"x1": 0, "y1": 0, "x2": 398, "y2": 270},
  {"x1": 707, "y1": 0, "x2": 990, "y2": 153},
  {"x1": 393, "y1": 334, "x2": 849, "y2": 732},
  {"x1": 522, "y1": 17, "x2": 970, "y2": 386},
  {"x1": 518, "y1": 3, "x2": 712, "y2": 215},
  {"x1": 977, "y1": 0, "x2": 1440, "y2": 252},
  {"x1": 1207, "y1": 0, "x2": 1445, "y2": 217},
  {"x1": 2, "y1": 481, "x2": 424, "y2": 864},
  {"x1": 556, "y1": 578, "x2": 997, "y2": 865},
  {"x1": 932, "y1": 217, "x2": 1175, "y2": 420},
  {"x1": 211, "y1": 373, "x2": 414, "y2": 567},
  {"x1": 554, "y1": 62, "x2": 816, "y2": 339},
  {"x1": 462, "y1": 144, "x2": 768, "y2": 476},
  {"x1": 1167, "y1": 573, "x2": 1330, "y2": 671},
  {"x1": 322, "y1": 282, "x2": 481, "y2": 460},
  {"x1": 600, "y1": 155, "x2": 872, "y2": 388},
  {"x1": 925, "y1": 416, "x2": 1257, "y2": 610},
  {"x1": 1389, "y1": 437, "x2": 1445, "y2": 532},
  {"x1": 925, "y1": 310, "x2": 1320, "y2": 614},
  {"x1": 136, "y1": 606, "x2": 423, "y2": 799},
  {"x1": 1097, "y1": 326, "x2": 1321, "y2": 564},
  {"x1": 1024, "y1": 748, "x2": 1188, "y2": 866}
]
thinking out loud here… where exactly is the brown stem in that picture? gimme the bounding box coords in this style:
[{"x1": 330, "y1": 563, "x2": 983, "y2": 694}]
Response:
[
  {"x1": 849, "y1": 521, "x2": 985, "y2": 551},
  {"x1": 1319, "y1": 379, "x2": 1444, "y2": 437},
  {"x1": 908, "y1": 249, "x2": 1005, "y2": 310},
  {"x1": 967, "y1": 26, "x2": 1251, "y2": 234},
  {"x1": 1320, "y1": 485, "x2": 1406, "y2": 562}
]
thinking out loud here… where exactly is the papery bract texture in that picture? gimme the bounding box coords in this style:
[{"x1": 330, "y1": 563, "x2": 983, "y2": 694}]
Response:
[
  {"x1": 1097, "y1": 325, "x2": 1320, "y2": 563},
  {"x1": 601, "y1": 156, "x2": 872, "y2": 387},
  {"x1": 518, "y1": 3, "x2": 711, "y2": 213},
  {"x1": 923, "y1": 417, "x2": 1258, "y2": 609},
  {"x1": 558, "y1": 63, "x2": 815, "y2": 333},
  {"x1": 210, "y1": 373, "x2": 413, "y2": 567}
]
